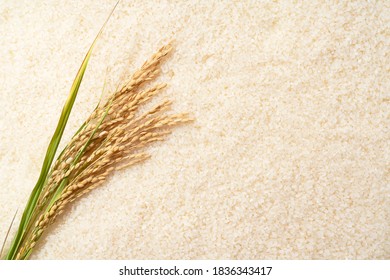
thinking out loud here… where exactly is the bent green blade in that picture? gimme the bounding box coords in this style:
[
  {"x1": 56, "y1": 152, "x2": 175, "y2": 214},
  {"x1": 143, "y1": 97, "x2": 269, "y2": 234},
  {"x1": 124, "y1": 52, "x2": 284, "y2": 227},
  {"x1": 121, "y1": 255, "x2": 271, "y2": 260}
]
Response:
[{"x1": 0, "y1": 210, "x2": 18, "y2": 258}]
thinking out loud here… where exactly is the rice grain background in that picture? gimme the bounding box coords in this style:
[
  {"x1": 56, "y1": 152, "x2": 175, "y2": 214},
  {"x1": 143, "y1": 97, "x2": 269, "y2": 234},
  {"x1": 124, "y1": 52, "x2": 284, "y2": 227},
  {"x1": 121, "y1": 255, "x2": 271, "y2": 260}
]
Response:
[{"x1": 0, "y1": 0, "x2": 389, "y2": 259}]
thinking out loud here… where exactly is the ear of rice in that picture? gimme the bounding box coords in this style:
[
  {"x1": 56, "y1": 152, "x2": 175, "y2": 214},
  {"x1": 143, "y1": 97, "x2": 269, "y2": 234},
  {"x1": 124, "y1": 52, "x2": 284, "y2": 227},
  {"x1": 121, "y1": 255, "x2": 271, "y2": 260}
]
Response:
[{"x1": 1, "y1": 1, "x2": 192, "y2": 260}]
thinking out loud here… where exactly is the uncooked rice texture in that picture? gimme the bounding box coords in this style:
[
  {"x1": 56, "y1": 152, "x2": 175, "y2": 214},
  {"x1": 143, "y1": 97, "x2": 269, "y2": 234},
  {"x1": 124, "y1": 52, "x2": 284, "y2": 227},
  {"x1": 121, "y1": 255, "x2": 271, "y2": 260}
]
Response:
[{"x1": 0, "y1": 0, "x2": 389, "y2": 259}]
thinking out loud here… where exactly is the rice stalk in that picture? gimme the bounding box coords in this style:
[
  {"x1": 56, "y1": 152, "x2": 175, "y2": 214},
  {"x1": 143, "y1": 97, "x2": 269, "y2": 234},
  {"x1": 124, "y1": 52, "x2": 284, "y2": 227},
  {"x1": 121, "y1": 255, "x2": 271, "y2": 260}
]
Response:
[
  {"x1": 2, "y1": 3, "x2": 191, "y2": 259},
  {"x1": 3, "y1": 42, "x2": 190, "y2": 260}
]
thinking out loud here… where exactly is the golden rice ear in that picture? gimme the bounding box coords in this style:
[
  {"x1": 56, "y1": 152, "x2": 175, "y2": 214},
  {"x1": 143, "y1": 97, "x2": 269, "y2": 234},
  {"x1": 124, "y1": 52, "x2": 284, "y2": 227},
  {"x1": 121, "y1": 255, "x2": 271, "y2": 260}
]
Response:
[
  {"x1": 3, "y1": 0, "x2": 191, "y2": 260},
  {"x1": 15, "y1": 42, "x2": 191, "y2": 260}
]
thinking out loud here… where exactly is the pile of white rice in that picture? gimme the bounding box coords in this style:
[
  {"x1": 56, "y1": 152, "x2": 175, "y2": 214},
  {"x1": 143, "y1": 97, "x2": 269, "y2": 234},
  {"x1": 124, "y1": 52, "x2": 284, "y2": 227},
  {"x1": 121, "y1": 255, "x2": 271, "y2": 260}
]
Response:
[{"x1": 0, "y1": 0, "x2": 388, "y2": 259}]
